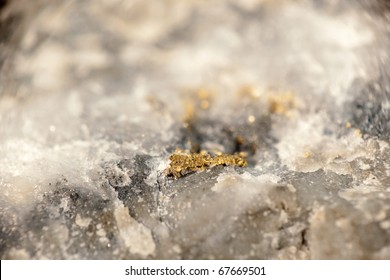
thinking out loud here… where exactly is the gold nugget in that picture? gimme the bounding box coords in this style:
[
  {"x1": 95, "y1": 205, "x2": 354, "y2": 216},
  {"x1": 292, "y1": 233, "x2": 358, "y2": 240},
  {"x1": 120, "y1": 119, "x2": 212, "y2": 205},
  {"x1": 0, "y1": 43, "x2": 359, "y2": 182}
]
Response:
[{"x1": 166, "y1": 149, "x2": 247, "y2": 178}]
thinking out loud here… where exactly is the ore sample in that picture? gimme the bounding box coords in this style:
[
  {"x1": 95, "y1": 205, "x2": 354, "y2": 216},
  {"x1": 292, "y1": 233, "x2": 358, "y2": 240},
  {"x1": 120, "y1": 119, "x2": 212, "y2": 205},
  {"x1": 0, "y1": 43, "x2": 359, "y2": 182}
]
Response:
[{"x1": 1, "y1": 0, "x2": 390, "y2": 260}]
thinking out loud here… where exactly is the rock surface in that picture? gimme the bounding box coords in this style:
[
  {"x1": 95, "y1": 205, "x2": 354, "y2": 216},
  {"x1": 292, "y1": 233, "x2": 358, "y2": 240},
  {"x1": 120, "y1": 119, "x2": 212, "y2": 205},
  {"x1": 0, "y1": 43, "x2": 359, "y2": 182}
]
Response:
[{"x1": 1, "y1": 0, "x2": 390, "y2": 259}]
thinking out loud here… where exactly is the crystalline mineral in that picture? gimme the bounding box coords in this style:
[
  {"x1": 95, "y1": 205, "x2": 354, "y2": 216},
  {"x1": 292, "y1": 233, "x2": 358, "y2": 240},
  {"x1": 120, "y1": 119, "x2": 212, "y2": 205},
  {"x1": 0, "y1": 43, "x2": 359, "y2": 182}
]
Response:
[{"x1": 1, "y1": 0, "x2": 390, "y2": 259}]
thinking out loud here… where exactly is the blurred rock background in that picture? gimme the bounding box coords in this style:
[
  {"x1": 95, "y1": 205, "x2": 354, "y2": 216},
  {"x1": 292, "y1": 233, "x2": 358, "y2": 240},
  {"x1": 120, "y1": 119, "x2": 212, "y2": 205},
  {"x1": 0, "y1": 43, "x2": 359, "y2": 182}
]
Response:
[{"x1": 1, "y1": 0, "x2": 390, "y2": 259}]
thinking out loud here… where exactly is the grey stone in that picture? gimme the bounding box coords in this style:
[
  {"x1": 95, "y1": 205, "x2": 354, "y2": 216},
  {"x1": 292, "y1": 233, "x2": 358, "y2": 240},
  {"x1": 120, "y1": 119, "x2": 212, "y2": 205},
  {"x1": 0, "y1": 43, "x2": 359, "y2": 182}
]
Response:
[{"x1": 1, "y1": 0, "x2": 390, "y2": 259}]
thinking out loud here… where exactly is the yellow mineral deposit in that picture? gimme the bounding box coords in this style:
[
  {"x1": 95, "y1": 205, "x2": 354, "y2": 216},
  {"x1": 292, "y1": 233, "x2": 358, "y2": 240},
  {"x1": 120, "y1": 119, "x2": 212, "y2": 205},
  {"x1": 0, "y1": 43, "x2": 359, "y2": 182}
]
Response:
[
  {"x1": 166, "y1": 149, "x2": 247, "y2": 178},
  {"x1": 268, "y1": 91, "x2": 297, "y2": 116},
  {"x1": 237, "y1": 85, "x2": 261, "y2": 99},
  {"x1": 197, "y1": 88, "x2": 213, "y2": 110},
  {"x1": 182, "y1": 88, "x2": 214, "y2": 124}
]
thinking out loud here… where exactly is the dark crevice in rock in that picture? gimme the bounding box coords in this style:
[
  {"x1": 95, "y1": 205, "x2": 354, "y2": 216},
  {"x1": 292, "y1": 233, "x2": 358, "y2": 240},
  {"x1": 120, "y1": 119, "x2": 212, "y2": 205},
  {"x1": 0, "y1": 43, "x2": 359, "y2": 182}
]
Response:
[
  {"x1": 348, "y1": 75, "x2": 390, "y2": 140},
  {"x1": 106, "y1": 155, "x2": 158, "y2": 227},
  {"x1": 0, "y1": 211, "x2": 22, "y2": 258},
  {"x1": 16, "y1": 185, "x2": 118, "y2": 259},
  {"x1": 0, "y1": 0, "x2": 8, "y2": 10},
  {"x1": 178, "y1": 115, "x2": 274, "y2": 163}
]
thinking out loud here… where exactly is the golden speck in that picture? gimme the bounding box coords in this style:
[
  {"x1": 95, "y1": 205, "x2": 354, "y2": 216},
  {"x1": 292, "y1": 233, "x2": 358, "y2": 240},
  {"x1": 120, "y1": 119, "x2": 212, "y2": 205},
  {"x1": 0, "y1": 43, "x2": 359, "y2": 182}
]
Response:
[
  {"x1": 238, "y1": 85, "x2": 261, "y2": 99},
  {"x1": 182, "y1": 88, "x2": 213, "y2": 122},
  {"x1": 354, "y1": 129, "x2": 362, "y2": 138},
  {"x1": 345, "y1": 122, "x2": 352, "y2": 128},
  {"x1": 235, "y1": 135, "x2": 244, "y2": 146},
  {"x1": 183, "y1": 99, "x2": 195, "y2": 123},
  {"x1": 303, "y1": 151, "x2": 311, "y2": 158},
  {"x1": 197, "y1": 89, "x2": 213, "y2": 110},
  {"x1": 268, "y1": 91, "x2": 296, "y2": 116},
  {"x1": 247, "y1": 115, "x2": 256, "y2": 123},
  {"x1": 238, "y1": 151, "x2": 249, "y2": 158},
  {"x1": 197, "y1": 89, "x2": 211, "y2": 100},
  {"x1": 200, "y1": 100, "x2": 210, "y2": 110}
]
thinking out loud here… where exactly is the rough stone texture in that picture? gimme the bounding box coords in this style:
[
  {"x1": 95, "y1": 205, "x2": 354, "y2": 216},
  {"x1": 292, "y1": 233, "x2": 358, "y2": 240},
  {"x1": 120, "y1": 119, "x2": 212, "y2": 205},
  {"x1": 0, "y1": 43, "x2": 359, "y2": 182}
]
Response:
[{"x1": 1, "y1": 0, "x2": 390, "y2": 259}]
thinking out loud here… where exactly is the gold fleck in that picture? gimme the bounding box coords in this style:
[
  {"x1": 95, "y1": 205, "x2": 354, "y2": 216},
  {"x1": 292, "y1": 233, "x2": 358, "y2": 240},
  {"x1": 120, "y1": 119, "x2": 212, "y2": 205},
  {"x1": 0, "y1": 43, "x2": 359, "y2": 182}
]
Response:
[
  {"x1": 354, "y1": 129, "x2": 362, "y2": 138},
  {"x1": 183, "y1": 99, "x2": 195, "y2": 124},
  {"x1": 183, "y1": 88, "x2": 213, "y2": 123},
  {"x1": 197, "y1": 89, "x2": 211, "y2": 100},
  {"x1": 200, "y1": 100, "x2": 210, "y2": 110},
  {"x1": 303, "y1": 151, "x2": 311, "y2": 158},
  {"x1": 235, "y1": 135, "x2": 244, "y2": 146},
  {"x1": 238, "y1": 85, "x2": 261, "y2": 99},
  {"x1": 268, "y1": 91, "x2": 296, "y2": 116},
  {"x1": 247, "y1": 115, "x2": 256, "y2": 123},
  {"x1": 166, "y1": 149, "x2": 248, "y2": 178},
  {"x1": 345, "y1": 122, "x2": 352, "y2": 128}
]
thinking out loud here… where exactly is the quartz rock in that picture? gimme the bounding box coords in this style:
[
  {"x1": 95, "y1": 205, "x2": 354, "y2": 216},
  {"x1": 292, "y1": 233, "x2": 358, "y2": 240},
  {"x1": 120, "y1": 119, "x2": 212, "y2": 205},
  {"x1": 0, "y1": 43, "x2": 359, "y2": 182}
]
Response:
[{"x1": 1, "y1": 0, "x2": 390, "y2": 259}]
